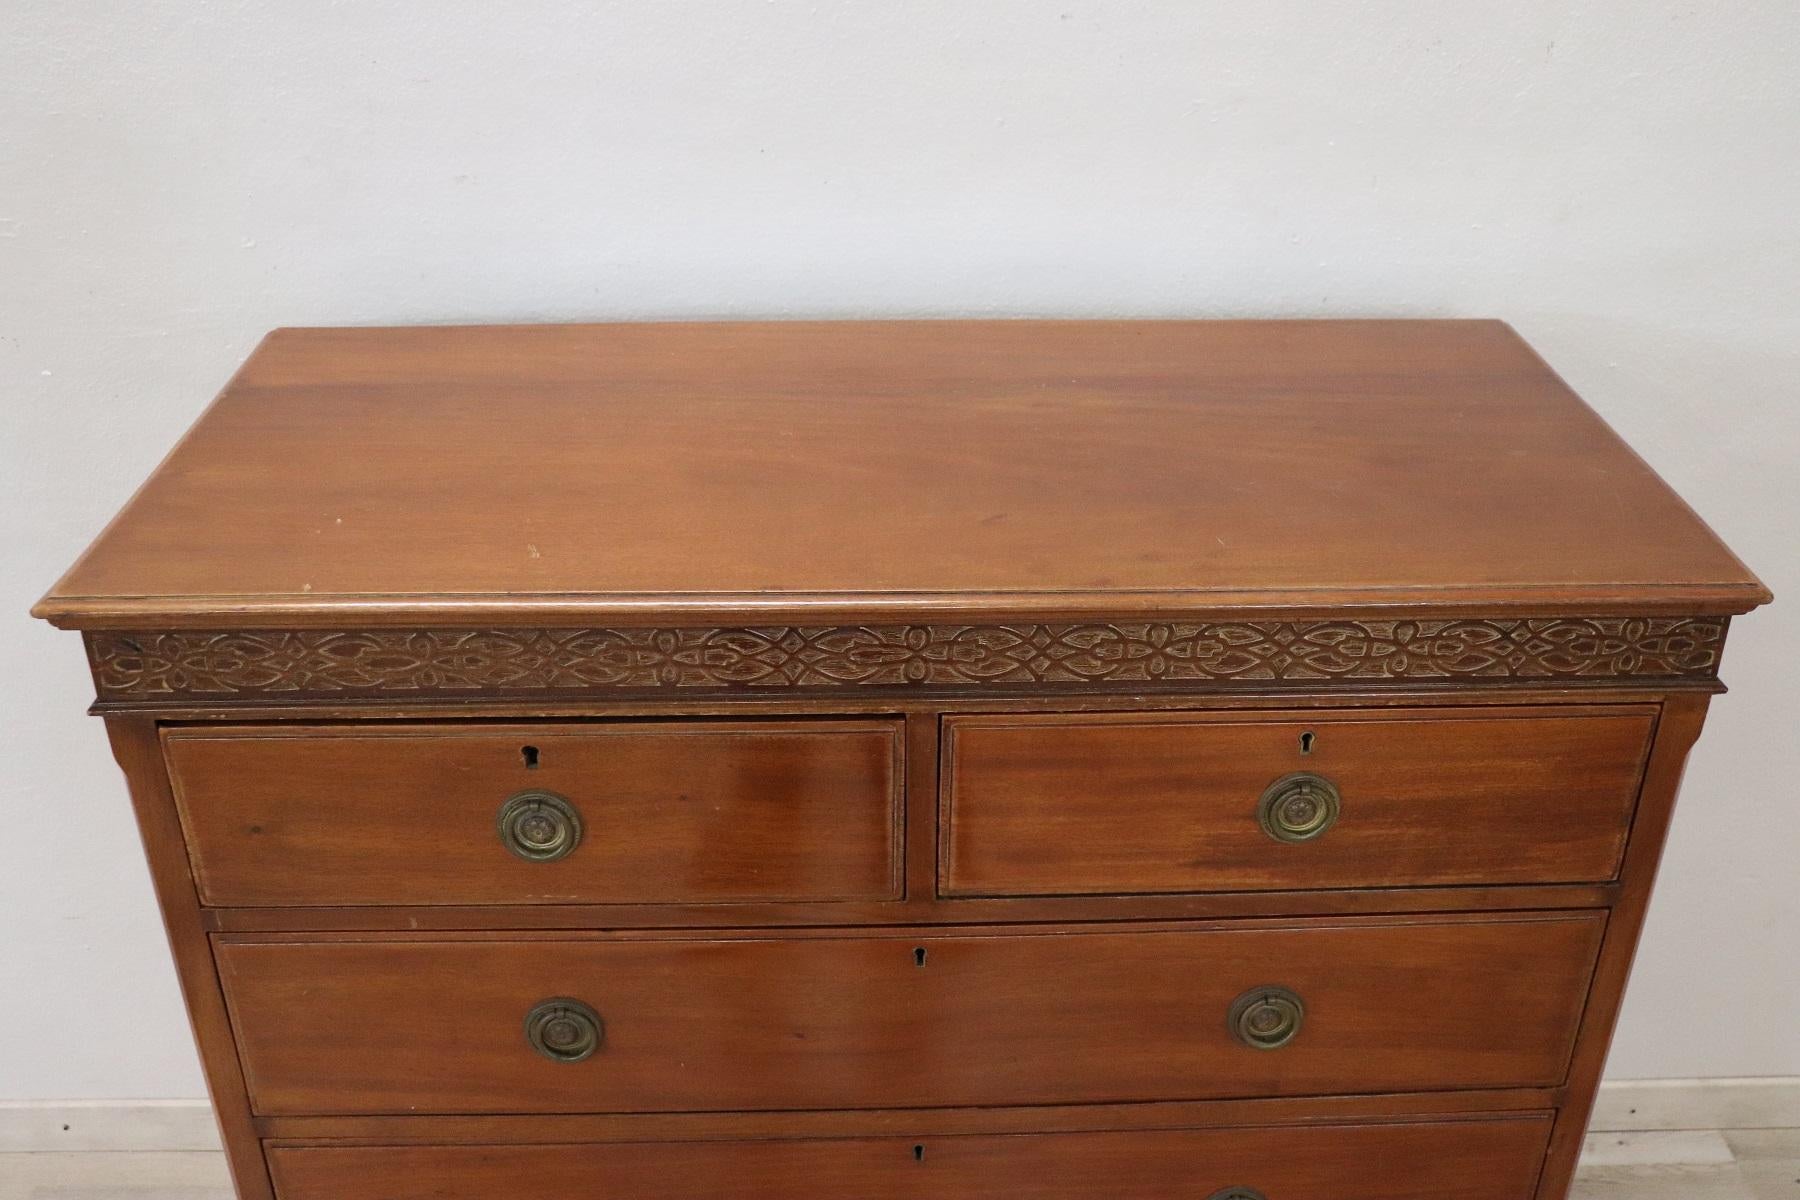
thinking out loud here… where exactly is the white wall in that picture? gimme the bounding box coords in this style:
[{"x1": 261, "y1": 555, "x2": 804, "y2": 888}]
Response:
[{"x1": 3, "y1": 1, "x2": 1796, "y2": 1101}]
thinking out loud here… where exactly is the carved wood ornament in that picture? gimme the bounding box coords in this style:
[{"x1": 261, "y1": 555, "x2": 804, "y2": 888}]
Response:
[{"x1": 87, "y1": 616, "x2": 1728, "y2": 700}]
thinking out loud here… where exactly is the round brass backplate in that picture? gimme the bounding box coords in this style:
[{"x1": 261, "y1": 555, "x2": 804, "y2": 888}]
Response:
[
  {"x1": 523, "y1": 997, "x2": 603, "y2": 1063},
  {"x1": 1256, "y1": 772, "x2": 1341, "y2": 844},
  {"x1": 497, "y1": 790, "x2": 583, "y2": 862},
  {"x1": 1228, "y1": 985, "x2": 1306, "y2": 1051}
]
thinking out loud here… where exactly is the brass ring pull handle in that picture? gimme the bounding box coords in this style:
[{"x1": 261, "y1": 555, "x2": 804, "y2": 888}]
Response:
[
  {"x1": 1207, "y1": 1190, "x2": 1268, "y2": 1200},
  {"x1": 1257, "y1": 772, "x2": 1340, "y2": 844},
  {"x1": 1229, "y1": 985, "x2": 1305, "y2": 1050},
  {"x1": 497, "y1": 790, "x2": 583, "y2": 862},
  {"x1": 524, "y1": 998, "x2": 603, "y2": 1063}
]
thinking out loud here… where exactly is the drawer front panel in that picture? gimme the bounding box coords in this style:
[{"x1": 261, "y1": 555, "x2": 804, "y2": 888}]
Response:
[
  {"x1": 221, "y1": 915, "x2": 1603, "y2": 1116},
  {"x1": 166, "y1": 721, "x2": 903, "y2": 906},
  {"x1": 943, "y1": 708, "x2": 1653, "y2": 897},
  {"x1": 268, "y1": 1116, "x2": 1553, "y2": 1199}
]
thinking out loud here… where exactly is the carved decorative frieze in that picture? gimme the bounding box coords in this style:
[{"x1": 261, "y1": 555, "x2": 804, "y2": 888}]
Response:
[{"x1": 84, "y1": 616, "x2": 1728, "y2": 701}]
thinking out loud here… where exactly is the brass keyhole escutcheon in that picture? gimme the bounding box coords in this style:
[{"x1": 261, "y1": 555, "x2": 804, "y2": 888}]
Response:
[
  {"x1": 1257, "y1": 772, "x2": 1340, "y2": 844},
  {"x1": 497, "y1": 790, "x2": 583, "y2": 862},
  {"x1": 1228, "y1": 986, "x2": 1305, "y2": 1051},
  {"x1": 524, "y1": 998, "x2": 603, "y2": 1063}
]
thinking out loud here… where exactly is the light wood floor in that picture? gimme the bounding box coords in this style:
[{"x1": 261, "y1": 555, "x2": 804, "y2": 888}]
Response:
[{"x1": 0, "y1": 1129, "x2": 1794, "y2": 1198}]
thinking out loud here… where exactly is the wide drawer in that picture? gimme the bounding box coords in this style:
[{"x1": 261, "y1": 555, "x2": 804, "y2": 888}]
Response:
[
  {"x1": 267, "y1": 1115, "x2": 1554, "y2": 1199},
  {"x1": 165, "y1": 720, "x2": 903, "y2": 906},
  {"x1": 219, "y1": 914, "x2": 1603, "y2": 1116},
  {"x1": 942, "y1": 706, "x2": 1654, "y2": 897}
]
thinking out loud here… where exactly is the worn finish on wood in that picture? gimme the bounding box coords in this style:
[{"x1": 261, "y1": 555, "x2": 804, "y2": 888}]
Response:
[
  {"x1": 33, "y1": 321, "x2": 1767, "y2": 630},
  {"x1": 83, "y1": 616, "x2": 1733, "y2": 699},
  {"x1": 32, "y1": 321, "x2": 1769, "y2": 1200},
  {"x1": 164, "y1": 720, "x2": 903, "y2": 907},
  {"x1": 943, "y1": 707, "x2": 1653, "y2": 896},
  {"x1": 266, "y1": 1116, "x2": 1553, "y2": 1200},
  {"x1": 215, "y1": 915, "x2": 1602, "y2": 1116}
]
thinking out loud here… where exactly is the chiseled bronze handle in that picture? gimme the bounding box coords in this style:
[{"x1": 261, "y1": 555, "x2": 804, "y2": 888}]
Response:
[
  {"x1": 497, "y1": 790, "x2": 583, "y2": 862},
  {"x1": 524, "y1": 998, "x2": 603, "y2": 1063},
  {"x1": 1207, "y1": 1190, "x2": 1268, "y2": 1200},
  {"x1": 1229, "y1": 985, "x2": 1305, "y2": 1050},
  {"x1": 1257, "y1": 771, "x2": 1340, "y2": 844}
]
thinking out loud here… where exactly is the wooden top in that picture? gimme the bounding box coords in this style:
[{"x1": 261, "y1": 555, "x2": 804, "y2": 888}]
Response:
[{"x1": 35, "y1": 320, "x2": 1767, "y2": 630}]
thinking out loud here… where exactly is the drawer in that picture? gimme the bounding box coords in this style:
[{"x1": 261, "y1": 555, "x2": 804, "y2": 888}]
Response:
[
  {"x1": 165, "y1": 720, "x2": 903, "y2": 906},
  {"x1": 267, "y1": 1115, "x2": 1553, "y2": 1199},
  {"x1": 219, "y1": 913, "x2": 1602, "y2": 1116},
  {"x1": 942, "y1": 707, "x2": 1654, "y2": 897}
]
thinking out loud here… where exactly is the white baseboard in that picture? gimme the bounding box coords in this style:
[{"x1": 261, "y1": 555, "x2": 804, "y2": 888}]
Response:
[
  {"x1": 0, "y1": 1079, "x2": 1793, "y2": 1153},
  {"x1": 1588, "y1": 1076, "x2": 1800, "y2": 1132},
  {"x1": 0, "y1": 1101, "x2": 221, "y2": 1153}
]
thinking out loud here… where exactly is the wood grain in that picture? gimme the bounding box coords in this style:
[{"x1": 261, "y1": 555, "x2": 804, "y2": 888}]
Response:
[
  {"x1": 164, "y1": 720, "x2": 903, "y2": 907},
  {"x1": 266, "y1": 1116, "x2": 1553, "y2": 1200},
  {"x1": 33, "y1": 320, "x2": 1767, "y2": 630},
  {"x1": 942, "y1": 707, "x2": 1653, "y2": 896},
  {"x1": 216, "y1": 915, "x2": 1603, "y2": 1117}
]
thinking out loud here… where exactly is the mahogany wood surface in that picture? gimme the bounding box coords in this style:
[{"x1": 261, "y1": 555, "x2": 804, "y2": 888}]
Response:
[
  {"x1": 942, "y1": 706, "x2": 1653, "y2": 896},
  {"x1": 253, "y1": 1091, "x2": 1563, "y2": 1142},
  {"x1": 197, "y1": 883, "x2": 1619, "y2": 934},
  {"x1": 103, "y1": 719, "x2": 275, "y2": 1200},
  {"x1": 1532, "y1": 693, "x2": 1711, "y2": 1200},
  {"x1": 33, "y1": 320, "x2": 1766, "y2": 629},
  {"x1": 31, "y1": 322, "x2": 1769, "y2": 1200},
  {"x1": 265, "y1": 1116, "x2": 1553, "y2": 1200},
  {"x1": 215, "y1": 915, "x2": 1603, "y2": 1116},
  {"x1": 164, "y1": 720, "x2": 902, "y2": 906}
]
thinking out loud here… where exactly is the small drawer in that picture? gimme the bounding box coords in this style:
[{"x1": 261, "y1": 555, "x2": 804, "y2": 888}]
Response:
[
  {"x1": 165, "y1": 720, "x2": 903, "y2": 906},
  {"x1": 219, "y1": 913, "x2": 1601, "y2": 1116},
  {"x1": 268, "y1": 1115, "x2": 1553, "y2": 1199},
  {"x1": 942, "y1": 706, "x2": 1653, "y2": 897}
]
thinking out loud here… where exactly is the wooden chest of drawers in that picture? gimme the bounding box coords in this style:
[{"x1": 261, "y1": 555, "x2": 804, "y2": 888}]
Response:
[{"x1": 34, "y1": 320, "x2": 1768, "y2": 1200}]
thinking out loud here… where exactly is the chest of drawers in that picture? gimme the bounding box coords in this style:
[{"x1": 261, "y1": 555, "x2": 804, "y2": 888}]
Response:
[{"x1": 34, "y1": 319, "x2": 1767, "y2": 1200}]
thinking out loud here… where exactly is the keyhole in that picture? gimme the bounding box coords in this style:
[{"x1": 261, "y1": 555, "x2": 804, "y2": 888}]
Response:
[
  {"x1": 521, "y1": 745, "x2": 540, "y2": 769},
  {"x1": 913, "y1": 947, "x2": 927, "y2": 967},
  {"x1": 1299, "y1": 731, "x2": 1315, "y2": 756},
  {"x1": 912, "y1": 1144, "x2": 925, "y2": 1162}
]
